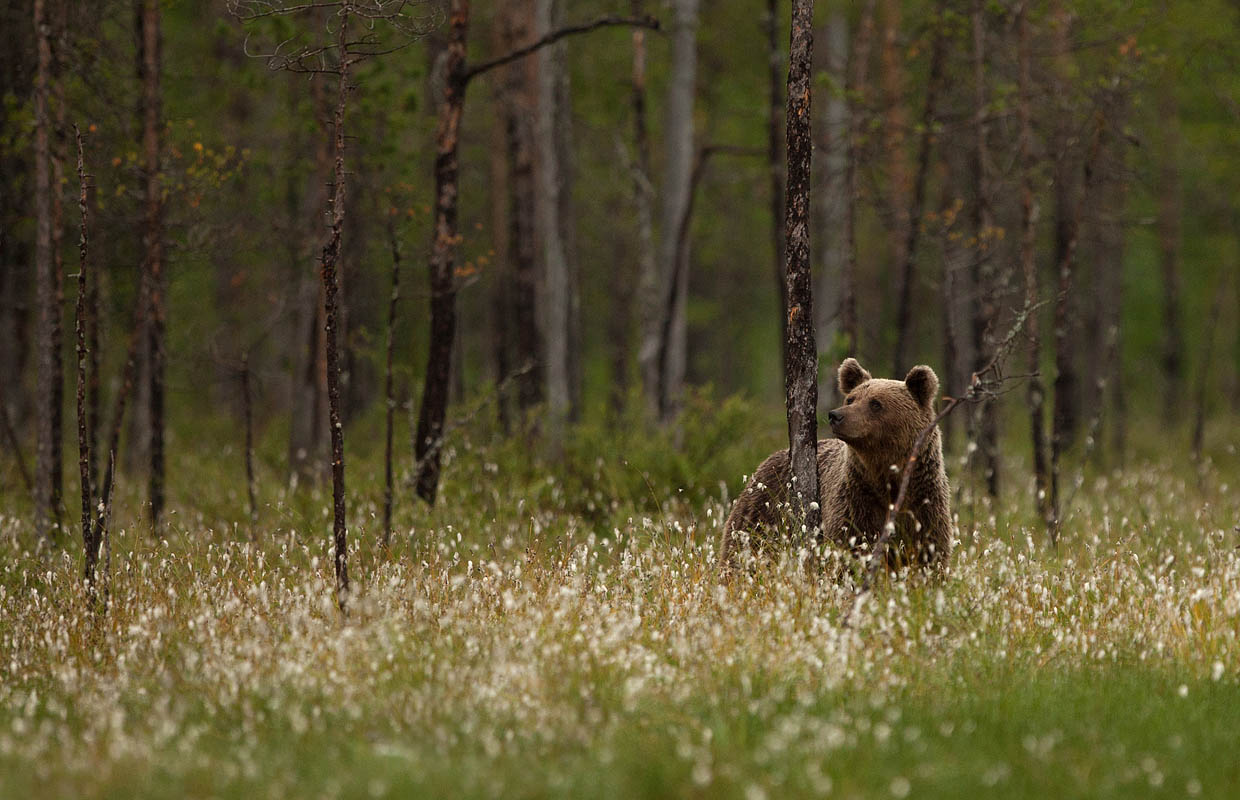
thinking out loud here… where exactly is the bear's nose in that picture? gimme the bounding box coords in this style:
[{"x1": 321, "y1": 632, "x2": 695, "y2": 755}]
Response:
[{"x1": 827, "y1": 410, "x2": 843, "y2": 426}]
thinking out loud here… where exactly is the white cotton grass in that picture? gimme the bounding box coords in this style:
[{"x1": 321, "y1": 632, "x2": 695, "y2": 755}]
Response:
[{"x1": 0, "y1": 455, "x2": 1237, "y2": 797}]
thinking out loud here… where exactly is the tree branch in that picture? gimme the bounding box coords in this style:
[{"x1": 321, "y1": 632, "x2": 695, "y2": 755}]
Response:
[{"x1": 464, "y1": 15, "x2": 660, "y2": 82}]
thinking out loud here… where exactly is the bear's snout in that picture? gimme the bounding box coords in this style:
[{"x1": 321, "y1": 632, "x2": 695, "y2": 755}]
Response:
[{"x1": 827, "y1": 409, "x2": 843, "y2": 427}]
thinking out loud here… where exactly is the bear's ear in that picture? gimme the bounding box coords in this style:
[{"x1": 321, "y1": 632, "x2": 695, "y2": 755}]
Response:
[
  {"x1": 838, "y1": 358, "x2": 872, "y2": 395},
  {"x1": 905, "y1": 365, "x2": 939, "y2": 408}
]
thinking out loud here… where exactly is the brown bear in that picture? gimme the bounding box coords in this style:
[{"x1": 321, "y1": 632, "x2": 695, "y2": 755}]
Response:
[{"x1": 719, "y1": 358, "x2": 953, "y2": 572}]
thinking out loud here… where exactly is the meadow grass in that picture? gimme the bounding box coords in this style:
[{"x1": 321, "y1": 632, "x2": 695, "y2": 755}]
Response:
[{"x1": 2, "y1": 398, "x2": 1238, "y2": 798}]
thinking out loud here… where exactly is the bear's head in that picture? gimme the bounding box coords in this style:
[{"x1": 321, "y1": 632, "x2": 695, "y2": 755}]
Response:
[{"x1": 827, "y1": 358, "x2": 940, "y2": 463}]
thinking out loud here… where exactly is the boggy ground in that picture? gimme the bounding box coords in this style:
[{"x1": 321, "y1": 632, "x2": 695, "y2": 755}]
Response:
[{"x1": 2, "y1": 403, "x2": 1238, "y2": 798}]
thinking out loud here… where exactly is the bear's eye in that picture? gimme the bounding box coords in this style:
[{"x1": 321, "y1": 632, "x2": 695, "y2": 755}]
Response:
[
  {"x1": 869, "y1": 399, "x2": 882, "y2": 412},
  {"x1": 845, "y1": 396, "x2": 855, "y2": 405}
]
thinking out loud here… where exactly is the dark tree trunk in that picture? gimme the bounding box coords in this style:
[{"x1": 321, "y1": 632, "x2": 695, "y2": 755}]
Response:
[
  {"x1": 319, "y1": 8, "x2": 352, "y2": 611},
  {"x1": 241, "y1": 353, "x2": 257, "y2": 525},
  {"x1": 74, "y1": 126, "x2": 97, "y2": 588},
  {"x1": 414, "y1": 0, "x2": 468, "y2": 505},
  {"x1": 784, "y1": 0, "x2": 821, "y2": 546},
  {"x1": 1156, "y1": 89, "x2": 1184, "y2": 422},
  {"x1": 891, "y1": 7, "x2": 945, "y2": 374},
  {"x1": 487, "y1": 72, "x2": 513, "y2": 432},
  {"x1": 766, "y1": 0, "x2": 787, "y2": 357},
  {"x1": 1017, "y1": 3, "x2": 1050, "y2": 526},
  {"x1": 382, "y1": 216, "x2": 401, "y2": 549},
  {"x1": 34, "y1": 0, "x2": 62, "y2": 545},
  {"x1": 140, "y1": 0, "x2": 166, "y2": 528}
]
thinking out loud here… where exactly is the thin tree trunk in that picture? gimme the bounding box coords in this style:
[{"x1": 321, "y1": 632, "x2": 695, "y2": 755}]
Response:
[
  {"x1": 140, "y1": 0, "x2": 166, "y2": 528},
  {"x1": 969, "y1": 0, "x2": 999, "y2": 498},
  {"x1": 766, "y1": 0, "x2": 787, "y2": 357},
  {"x1": 658, "y1": 0, "x2": 699, "y2": 421},
  {"x1": 1049, "y1": 121, "x2": 1104, "y2": 538},
  {"x1": 487, "y1": 73, "x2": 513, "y2": 432},
  {"x1": 842, "y1": 0, "x2": 876, "y2": 360},
  {"x1": 891, "y1": 5, "x2": 945, "y2": 374},
  {"x1": 321, "y1": 7, "x2": 351, "y2": 611},
  {"x1": 1191, "y1": 278, "x2": 1225, "y2": 463},
  {"x1": 1017, "y1": 2, "x2": 1050, "y2": 526},
  {"x1": 241, "y1": 353, "x2": 257, "y2": 525},
  {"x1": 414, "y1": 0, "x2": 468, "y2": 504},
  {"x1": 1156, "y1": 88, "x2": 1183, "y2": 421},
  {"x1": 633, "y1": 0, "x2": 660, "y2": 417},
  {"x1": 74, "y1": 126, "x2": 97, "y2": 588},
  {"x1": 34, "y1": 0, "x2": 62, "y2": 545},
  {"x1": 382, "y1": 216, "x2": 401, "y2": 549},
  {"x1": 816, "y1": 8, "x2": 847, "y2": 404},
  {"x1": 785, "y1": 0, "x2": 821, "y2": 547}
]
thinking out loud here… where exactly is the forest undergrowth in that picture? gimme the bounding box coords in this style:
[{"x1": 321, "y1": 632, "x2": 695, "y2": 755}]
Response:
[{"x1": 2, "y1": 396, "x2": 1238, "y2": 798}]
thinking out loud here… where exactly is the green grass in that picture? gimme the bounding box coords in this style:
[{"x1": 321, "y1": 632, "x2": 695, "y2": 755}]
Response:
[{"x1": 2, "y1": 397, "x2": 1238, "y2": 798}]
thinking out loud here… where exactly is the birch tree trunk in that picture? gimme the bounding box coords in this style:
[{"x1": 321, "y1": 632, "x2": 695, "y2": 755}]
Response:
[
  {"x1": 658, "y1": 0, "x2": 699, "y2": 421},
  {"x1": 536, "y1": 0, "x2": 578, "y2": 437},
  {"x1": 632, "y1": 0, "x2": 660, "y2": 417},
  {"x1": 784, "y1": 0, "x2": 821, "y2": 548}
]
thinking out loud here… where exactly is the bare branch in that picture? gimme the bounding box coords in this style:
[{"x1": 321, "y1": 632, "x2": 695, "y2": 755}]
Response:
[{"x1": 464, "y1": 15, "x2": 660, "y2": 82}]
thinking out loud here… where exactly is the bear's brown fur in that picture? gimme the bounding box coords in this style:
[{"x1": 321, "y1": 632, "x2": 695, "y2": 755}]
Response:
[{"x1": 719, "y1": 358, "x2": 953, "y2": 571}]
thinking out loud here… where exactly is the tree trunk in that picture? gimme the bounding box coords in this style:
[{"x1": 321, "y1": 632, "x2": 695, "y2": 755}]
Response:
[
  {"x1": 500, "y1": 0, "x2": 542, "y2": 414},
  {"x1": 879, "y1": 0, "x2": 908, "y2": 297},
  {"x1": 891, "y1": 4, "x2": 945, "y2": 374},
  {"x1": 487, "y1": 67, "x2": 513, "y2": 432},
  {"x1": 969, "y1": 0, "x2": 999, "y2": 498},
  {"x1": 537, "y1": 0, "x2": 575, "y2": 437},
  {"x1": 633, "y1": 0, "x2": 660, "y2": 417},
  {"x1": 34, "y1": 0, "x2": 62, "y2": 545},
  {"x1": 658, "y1": 0, "x2": 699, "y2": 421},
  {"x1": 1017, "y1": 2, "x2": 1050, "y2": 526},
  {"x1": 784, "y1": 0, "x2": 821, "y2": 547},
  {"x1": 766, "y1": 0, "x2": 787, "y2": 358},
  {"x1": 1156, "y1": 88, "x2": 1183, "y2": 422},
  {"x1": 320, "y1": 7, "x2": 351, "y2": 611},
  {"x1": 815, "y1": 8, "x2": 847, "y2": 406},
  {"x1": 74, "y1": 126, "x2": 97, "y2": 587},
  {"x1": 382, "y1": 216, "x2": 401, "y2": 549},
  {"x1": 414, "y1": 0, "x2": 468, "y2": 504},
  {"x1": 842, "y1": 0, "x2": 876, "y2": 361},
  {"x1": 140, "y1": 0, "x2": 166, "y2": 528},
  {"x1": 288, "y1": 74, "x2": 332, "y2": 484}
]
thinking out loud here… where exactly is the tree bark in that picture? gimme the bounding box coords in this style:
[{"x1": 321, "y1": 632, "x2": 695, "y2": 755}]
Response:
[
  {"x1": 140, "y1": 0, "x2": 166, "y2": 528},
  {"x1": 890, "y1": 5, "x2": 945, "y2": 375},
  {"x1": 414, "y1": 0, "x2": 468, "y2": 504},
  {"x1": 1017, "y1": 2, "x2": 1050, "y2": 526},
  {"x1": 320, "y1": 6, "x2": 351, "y2": 611},
  {"x1": 658, "y1": 0, "x2": 699, "y2": 421},
  {"x1": 382, "y1": 216, "x2": 401, "y2": 549},
  {"x1": 879, "y1": 0, "x2": 908, "y2": 294},
  {"x1": 784, "y1": 0, "x2": 821, "y2": 547},
  {"x1": 74, "y1": 126, "x2": 97, "y2": 588}
]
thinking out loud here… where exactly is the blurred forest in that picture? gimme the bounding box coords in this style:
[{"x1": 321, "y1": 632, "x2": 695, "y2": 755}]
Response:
[{"x1": 1, "y1": 0, "x2": 1239, "y2": 545}]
